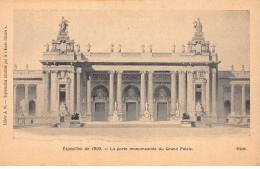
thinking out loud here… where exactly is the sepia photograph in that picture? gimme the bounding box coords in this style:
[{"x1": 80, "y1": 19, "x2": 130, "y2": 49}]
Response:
[
  {"x1": 0, "y1": 0, "x2": 259, "y2": 166},
  {"x1": 13, "y1": 10, "x2": 250, "y2": 141}
]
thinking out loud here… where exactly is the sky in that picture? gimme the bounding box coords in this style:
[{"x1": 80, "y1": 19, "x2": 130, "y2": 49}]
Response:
[{"x1": 14, "y1": 10, "x2": 249, "y2": 71}]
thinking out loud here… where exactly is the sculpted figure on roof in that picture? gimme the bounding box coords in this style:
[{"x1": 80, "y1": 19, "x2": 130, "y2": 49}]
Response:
[{"x1": 193, "y1": 18, "x2": 202, "y2": 33}]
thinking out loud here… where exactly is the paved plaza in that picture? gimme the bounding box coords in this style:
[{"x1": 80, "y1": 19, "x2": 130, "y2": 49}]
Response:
[{"x1": 14, "y1": 125, "x2": 250, "y2": 142}]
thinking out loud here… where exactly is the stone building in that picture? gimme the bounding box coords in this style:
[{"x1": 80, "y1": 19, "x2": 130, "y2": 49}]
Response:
[{"x1": 13, "y1": 17, "x2": 250, "y2": 126}]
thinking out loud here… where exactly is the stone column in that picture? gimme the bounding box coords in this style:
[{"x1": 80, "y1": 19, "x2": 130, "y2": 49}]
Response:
[
  {"x1": 202, "y1": 80, "x2": 206, "y2": 110},
  {"x1": 241, "y1": 84, "x2": 246, "y2": 116},
  {"x1": 13, "y1": 84, "x2": 17, "y2": 114},
  {"x1": 24, "y1": 84, "x2": 29, "y2": 115},
  {"x1": 86, "y1": 74, "x2": 92, "y2": 120},
  {"x1": 187, "y1": 71, "x2": 194, "y2": 115},
  {"x1": 76, "y1": 68, "x2": 81, "y2": 114},
  {"x1": 69, "y1": 70, "x2": 75, "y2": 114},
  {"x1": 56, "y1": 79, "x2": 59, "y2": 114},
  {"x1": 211, "y1": 69, "x2": 217, "y2": 118},
  {"x1": 140, "y1": 71, "x2": 146, "y2": 115},
  {"x1": 66, "y1": 78, "x2": 71, "y2": 111},
  {"x1": 205, "y1": 71, "x2": 210, "y2": 115},
  {"x1": 109, "y1": 71, "x2": 115, "y2": 115},
  {"x1": 179, "y1": 71, "x2": 187, "y2": 114},
  {"x1": 170, "y1": 71, "x2": 177, "y2": 114},
  {"x1": 117, "y1": 71, "x2": 122, "y2": 114},
  {"x1": 36, "y1": 84, "x2": 41, "y2": 116},
  {"x1": 50, "y1": 71, "x2": 57, "y2": 113},
  {"x1": 230, "y1": 84, "x2": 235, "y2": 116},
  {"x1": 148, "y1": 71, "x2": 154, "y2": 116},
  {"x1": 44, "y1": 71, "x2": 50, "y2": 114}
]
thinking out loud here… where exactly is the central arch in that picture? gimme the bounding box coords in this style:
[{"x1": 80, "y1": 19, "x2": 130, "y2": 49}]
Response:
[
  {"x1": 91, "y1": 85, "x2": 109, "y2": 121},
  {"x1": 123, "y1": 85, "x2": 140, "y2": 121},
  {"x1": 154, "y1": 85, "x2": 171, "y2": 121}
]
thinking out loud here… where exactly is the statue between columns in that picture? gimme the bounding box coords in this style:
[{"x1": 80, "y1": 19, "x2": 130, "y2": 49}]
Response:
[
  {"x1": 140, "y1": 102, "x2": 153, "y2": 122},
  {"x1": 170, "y1": 101, "x2": 182, "y2": 121},
  {"x1": 175, "y1": 101, "x2": 181, "y2": 118},
  {"x1": 108, "y1": 102, "x2": 122, "y2": 122}
]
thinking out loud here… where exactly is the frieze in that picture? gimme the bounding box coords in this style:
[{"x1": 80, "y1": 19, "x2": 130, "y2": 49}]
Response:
[
  {"x1": 92, "y1": 73, "x2": 109, "y2": 81},
  {"x1": 122, "y1": 74, "x2": 141, "y2": 81},
  {"x1": 154, "y1": 74, "x2": 171, "y2": 82}
]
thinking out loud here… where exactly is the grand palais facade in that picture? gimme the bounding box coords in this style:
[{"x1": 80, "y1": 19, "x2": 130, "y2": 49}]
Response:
[{"x1": 13, "y1": 18, "x2": 250, "y2": 127}]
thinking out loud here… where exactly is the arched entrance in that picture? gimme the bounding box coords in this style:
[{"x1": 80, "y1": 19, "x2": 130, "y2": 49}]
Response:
[
  {"x1": 154, "y1": 85, "x2": 171, "y2": 121},
  {"x1": 29, "y1": 100, "x2": 36, "y2": 116},
  {"x1": 224, "y1": 100, "x2": 231, "y2": 115},
  {"x1": 246, "y1": 100, "x2": 250, "y2": 115},
  {"x1": 91, "y1": 85, "x2": 109, "y2": 121},
  {"x1": 123, "y1": 85, "x2": 140, "y2": 121}
]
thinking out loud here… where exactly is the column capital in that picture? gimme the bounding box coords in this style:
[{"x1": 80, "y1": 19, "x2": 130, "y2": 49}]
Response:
[
  {"x1": 69, "y1": 69, "x2": 75, "y2": 74},
  {"x1": 148, "y1": 70, "x2": 154, "y2": 74},
  {"x1": 13, "y1": 84, "x2": 17, "y2": 87},
  {"x1": 187, "y1": 71, "x2": 194, "y2": 74},
  {"x1": 43, "y1": 70, "x2": 51, "y2": 74},
  {"x1": 67, "y1": 78, "x2": 71, "y2": 83},
  {"x1": 230, "y1": 83, "x2": 235, "y2": 87},
  {"x1": 109, "y1": 70, "x2": 115, "y2": 74},
  {"x1": 170, "y1": 71, "x2": 177, "y2": 74},
  {"x1": 50, "y1": 70, "x2": 58, "y2": 73},
  {"x1": 117, "y1": 70, "x2": 123, "y2": 75},
  {"x1": 241, "y1": 83, "x2": 246, "y2": 88},
  {"x1": 76, "y1": 68, "x2": 82, "y2": 74},
  {"x1": 212, "y1": 68, "x2": 217, "y2": 74},
  {"x1": 87, "y1": 74, "x2": 92, "y2": 80},
  {"x1": 140, "y1": 71, "x2": 147, "y2": 74},
  {"x1": 179, "y1": 71, "x2": 187, "y2": 74}
]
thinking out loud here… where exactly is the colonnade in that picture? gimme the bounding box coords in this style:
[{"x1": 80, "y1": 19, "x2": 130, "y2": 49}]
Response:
[
  {"x1": 230, "y1": 83, "x2": 249, "y2": 116},
  {"x1": 41, "y1": 68, "x2": 218, "y2": 120}
]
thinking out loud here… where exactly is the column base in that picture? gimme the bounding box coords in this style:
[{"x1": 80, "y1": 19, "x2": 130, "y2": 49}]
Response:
[
  {"x1": 140, "y1": 110, "x2": 154, "y2": 122},
  {"x1": 170, "y1": 112, "x2": 182, "y2": 122},
  {"x1": 84, "y1": 113, "x2": 92, "y2": 122},
  {"x1": 108, "y1": 111, "x2": 123, "y2": 122}
]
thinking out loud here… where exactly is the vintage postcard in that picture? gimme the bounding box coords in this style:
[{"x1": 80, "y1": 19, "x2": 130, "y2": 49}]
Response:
[{"x1": 0, "y1": 0, "x2": 259, "y2": 166}]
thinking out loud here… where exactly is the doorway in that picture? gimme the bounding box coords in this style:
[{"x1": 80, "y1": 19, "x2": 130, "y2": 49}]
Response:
[
  {"x1": 195, "y1": 84, "x2": 202, "y2": 105},
  {"x1": 126, "y1": 102, "x2": 136, "y2": 121},
  {"x1": 95, "y1": 103, "x2": 106, "y2": 121},
  {"x1": 157, "y1": 103, "x2": 167, "y2": 121},
  {"x1": 59, "y1": 84, "x2": 66, "y2": 106},
  {"x1": 29, "y1": 100, "x2": 36, "y2": 116}
]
